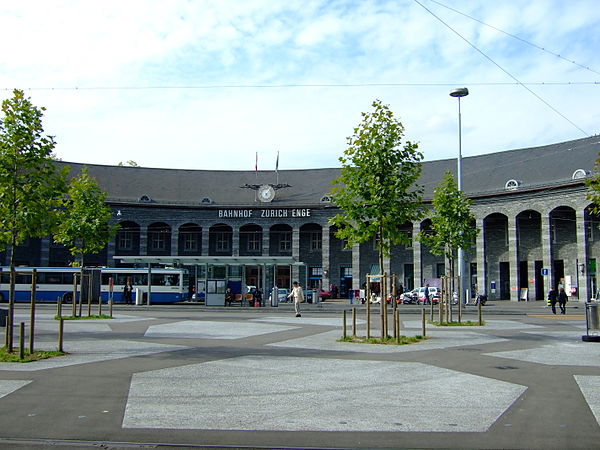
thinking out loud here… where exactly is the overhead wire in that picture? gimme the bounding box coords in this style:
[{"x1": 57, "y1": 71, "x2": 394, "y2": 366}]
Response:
[
  {"x1": 427, "y1": 0, "x2": 600, "y2": 77},
  {"x1": 412, "y1": 0, "x2": 590, "y2": 137}
]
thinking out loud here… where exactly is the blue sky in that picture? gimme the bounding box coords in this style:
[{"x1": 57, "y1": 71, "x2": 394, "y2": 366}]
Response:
[{"x1": 1, "y1": 0, "x2": 599, "y2": 170}]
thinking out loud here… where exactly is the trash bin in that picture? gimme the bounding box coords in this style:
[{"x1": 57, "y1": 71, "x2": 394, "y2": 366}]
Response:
[
  {"x1": 135, "y1": 288, "x2": 143, "y2": 305},
  {"x1": 0, "y1": 308, "x2": 7, "y2": 327},
  {"x1": 587, "y1": 301, "x2": 600, "y2": 331},
  {"x1": 270, "y1": 287, "x2": 279, "y2": 307},
  {"x1": 313, "y1": 289, "x2": 320, "y2": 304},
  {"x1": 583, "y1": 301, "x2": 600, "y2": 342}
]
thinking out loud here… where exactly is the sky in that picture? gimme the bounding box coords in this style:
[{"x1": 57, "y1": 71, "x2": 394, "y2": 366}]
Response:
[{"x1": 1, "y1": 0, "x2": 599, "y2": 171}]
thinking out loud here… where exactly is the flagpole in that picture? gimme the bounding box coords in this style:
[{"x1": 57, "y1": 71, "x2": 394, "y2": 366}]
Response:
[{"x1": 276, "y1": 151, "x2": 279, "y2": 185}]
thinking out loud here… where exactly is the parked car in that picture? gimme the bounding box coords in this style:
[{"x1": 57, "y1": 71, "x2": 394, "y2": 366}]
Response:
[
  {"x1": 416, "y1": 286, "x2": 440, "y2": 304},
  {"x1": 269, "y1": 288, "x2": 289, "y2": 303}
]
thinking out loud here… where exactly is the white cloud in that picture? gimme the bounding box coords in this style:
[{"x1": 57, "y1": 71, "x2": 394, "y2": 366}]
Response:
[{"x1": 0, "y1": 0, "x2": 599, "y2": 170}]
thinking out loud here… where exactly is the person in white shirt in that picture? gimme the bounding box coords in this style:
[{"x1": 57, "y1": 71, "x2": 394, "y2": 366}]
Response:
[{"x1": 287, "y1": 281, "x2": 304, "y2": 317}]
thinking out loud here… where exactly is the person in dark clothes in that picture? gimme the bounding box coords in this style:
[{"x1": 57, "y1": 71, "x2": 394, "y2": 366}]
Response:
[
  {"x1": 547, "y1": 287, "x2": 558, "y2": 314},
  {"x1": 557, "y1": 287, "x2": 568, "y2": 314}
]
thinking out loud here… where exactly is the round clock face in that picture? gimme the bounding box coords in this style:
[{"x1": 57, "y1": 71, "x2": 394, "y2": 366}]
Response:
[{"x1": 258, "y1": 184, "x2": 275, "y2": 202}]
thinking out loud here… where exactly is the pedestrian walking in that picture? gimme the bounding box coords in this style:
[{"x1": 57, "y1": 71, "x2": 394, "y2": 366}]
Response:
[
  {"x1": 547, "y1": 287, "x2": 558, "y2": 314},
  {"x1": 123, "y1": 278, "x2": 133, "y2": 305},
  {"x1": 558, "y1": 287, "x2": 568, "y2": 314},
  {"x1": 287, "y1": 281, "x2": 305, "y2": 317}
]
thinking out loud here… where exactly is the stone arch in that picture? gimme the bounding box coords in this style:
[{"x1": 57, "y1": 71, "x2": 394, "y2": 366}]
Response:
[
  {"x1": 209, "y1": 223, "x2": 233, "y2": 256},
  {"x1": 115, "y1": 220, "x2": 141, "y2": 255},
  {"x1": 147, "y1": 222, "x2": 171, "y2": 255},
  {"x1": 240, "y1": 223, "x2": 263, "y2": 256},
  {"x1": 178, "y1": 223, "x2": 202, "y2": 255}
]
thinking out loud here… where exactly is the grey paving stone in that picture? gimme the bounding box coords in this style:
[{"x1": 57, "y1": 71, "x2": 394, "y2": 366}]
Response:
[
  {"x1": 144, "y1": 320, "x2": 299, "y2": 339},
  {"x1": 122, "y1": 356, "x2": 526, "y2": 432}
]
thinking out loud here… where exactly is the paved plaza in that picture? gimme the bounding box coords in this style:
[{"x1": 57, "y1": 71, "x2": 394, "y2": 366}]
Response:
[{"x1": 0, "y1": 301, "x2": 599, "y2": 449}]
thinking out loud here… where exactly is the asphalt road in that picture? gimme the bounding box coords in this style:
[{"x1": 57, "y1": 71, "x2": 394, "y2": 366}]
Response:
[{"x1": 0, "y1": 300, "x2": 598, "y2": 449}]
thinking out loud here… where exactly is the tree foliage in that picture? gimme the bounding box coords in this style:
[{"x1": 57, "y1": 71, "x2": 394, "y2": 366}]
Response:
[
  {"x1": 54, "y1": 168, "x2": 118, "y2": 267},
  {"x1": 418, "y1": 171, "x2": 478, "y2": 274},
  {"x1": 0, "y1": 89, "x2": 68, "y2": 259},
  {"x1": 586, "y1": 157, "x2": 600, "y2": 213},
  {"x1": 329, "y1": 99, "x2": 424, "y2": 257}
]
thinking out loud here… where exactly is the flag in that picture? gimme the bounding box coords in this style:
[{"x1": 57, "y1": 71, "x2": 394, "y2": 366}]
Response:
[
  {"x1": 275, "y1": 151, "x2": 279, "y2": 173},
  {"x1": 255, "y1": 152, "x2": 258, "y2": 173}
]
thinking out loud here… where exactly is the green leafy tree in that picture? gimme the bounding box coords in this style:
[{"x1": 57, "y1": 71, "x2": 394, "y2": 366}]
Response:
[
  {"x1": 330, "y1": 99, "x2": 424, "y2": 337},
  {"x1": 418, "y1": 171, "x2": 478, "y2": 285},
  {"x1": 0, "y1": 89, "x2": 68, "y2": 350},
  {"x1": 54, "y1": 168, "x2": 118, "y2": 268},
  {"x1": 586, "y1": 157, "x2": 600, "y2": 213}
]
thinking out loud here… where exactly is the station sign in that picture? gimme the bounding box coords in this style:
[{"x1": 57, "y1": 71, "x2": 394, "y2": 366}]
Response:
[{"x1": 218, "y1": 208, "x2": 312, "y2": 219}]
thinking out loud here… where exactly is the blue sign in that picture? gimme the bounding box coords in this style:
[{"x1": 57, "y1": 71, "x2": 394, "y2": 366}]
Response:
[{"x1": 541, "y1": 268, "x2": 549, "y2": 276}]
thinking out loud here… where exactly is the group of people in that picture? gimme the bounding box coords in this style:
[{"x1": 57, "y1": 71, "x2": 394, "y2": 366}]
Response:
[
  {"x1": 224, "y1": 287, "x2": 262, "y2": 307},
  {"x1": 547, "y1": 286, "x2": 568, "y2": 314}
]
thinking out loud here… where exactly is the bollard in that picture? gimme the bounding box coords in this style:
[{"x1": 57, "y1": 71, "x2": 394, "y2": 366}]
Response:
[
  {"x1": 109, "y1": 295, "x2": 113, "y2": 318},
  {"x1": 343, "y1": 310, "x2": 347, "y2": 339},
  {"x1": 396, "y1": 309, "x2": 401, "y2": 344},
  {"x1": 352, "y1": 307, "x2": 357, "y2": 337},
  {"x1": 458, "y1": 296, "x2": 462, "y2": 323},
  {"x1": 56, "y1": 296, "x2": 62, "y2": 319},
  {"x1": 19, "y1": 322, "x2": 25, "y2": 360},
  {"x1": 366, "y1": 301, "x2": 371, "y2": 339},
  {"x1": 478, "y1": 299, "x2": 483, "y2": 326},
  {"x1": 393, "y1": 308, "x2": 397, "y2": 339},
  {"x1": 430, "y1": 298, "x2": 434, "y2": 322},
  {"x1": 58, "y1": 318, "x2": 64, "y2": 353},
  {"x1": 421, "y1": 308, "x2": 426, "y2": 337},
  {"x1": 72, "y1": 274, "x2": 78, "y2": 317},
  {"x1": 29, "y1": 269, "x2": 37, "y2": 354},
  {"x1": 98, "y1": 293, "x2": 102, "y2": 317}
]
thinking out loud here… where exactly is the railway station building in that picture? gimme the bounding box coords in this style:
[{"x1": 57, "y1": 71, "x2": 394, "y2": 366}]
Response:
[{"x1": 3, "y1": 135, "x2": 600, "y2": 303}]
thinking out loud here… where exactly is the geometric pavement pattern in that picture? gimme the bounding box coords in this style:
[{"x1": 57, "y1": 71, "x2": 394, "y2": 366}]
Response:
[{"x1": 122, "y1": 356, "x2": 527, "y2": 432}]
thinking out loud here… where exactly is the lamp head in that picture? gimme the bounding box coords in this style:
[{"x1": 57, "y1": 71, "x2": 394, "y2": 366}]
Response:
[{"x1": 450, "y1": 87, "x2": 469, "y2": 98}]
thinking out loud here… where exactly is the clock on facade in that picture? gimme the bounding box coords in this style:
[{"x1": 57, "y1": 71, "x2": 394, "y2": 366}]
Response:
[{"x1": 258, "y1": 184, "x2": 275, "y2": 202}]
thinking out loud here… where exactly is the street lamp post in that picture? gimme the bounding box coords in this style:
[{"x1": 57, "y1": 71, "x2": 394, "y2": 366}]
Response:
[{"x1": 450, "y1": 87, "x2": 469, "y2": 306}]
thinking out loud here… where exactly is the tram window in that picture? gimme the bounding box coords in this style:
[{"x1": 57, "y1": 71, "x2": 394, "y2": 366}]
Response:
[{"x1": 15, "y1": 274, "x2": 32, "y2": 284}]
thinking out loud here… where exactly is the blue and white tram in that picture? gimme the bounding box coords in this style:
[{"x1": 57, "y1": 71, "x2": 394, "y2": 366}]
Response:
[{"x1": 0, "y1": 266, "x2": 188, "y2": 304}]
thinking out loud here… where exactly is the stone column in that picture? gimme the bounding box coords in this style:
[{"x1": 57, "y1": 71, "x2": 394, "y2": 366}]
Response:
[
  {"x1": 352, "y1": 243, "x2": 360, "y2": 291},
  {"x1": 475, "y1": 218, "x2": 486, "y2": 296},
  {"x1": 232, "y1": 226, "x2": 240, "y2": 257},
  {"x1": 201, "y1": 227, "x2": 209, "y2": 256},
  {"x1": 292, "y1": 226, "x2": 300, "y2": 283},
  {"x1": 508, "y1": 216, "x2": 519, "y2": 302},
  {"x1": 106, "y1": 235, "x2": 116, "y2": 267},
  {"x1": 412, "y1": 222, "x2": 422, "y2": 287},
  {"x1": 262, "y1": 227, "x2": 269, "y2": 256},
  {"x1": 541, "y1": 213, "x2": 553, "y2": 294},
  {"x1": 322, "y1": 225, "x2": 330, "y2": 290},
  {"x1": 140, "y1": 225, "x2": 148, "y2": 256},
  {"x1": 576, "y1": 209, "x2": 589, "y2": 301},
  {"x1": 171, "y1": 227, "x2": 179, "y2": 256}
]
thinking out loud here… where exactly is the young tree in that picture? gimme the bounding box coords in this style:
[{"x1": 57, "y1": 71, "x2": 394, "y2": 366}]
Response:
[
  {"x1": 586, "y1": 158, "x2": 600, "y2": 213},
  {"x1": 54, "y1": 168, "x2": 118, "y2": 268},
  {"x1": 0, "y1": 89, "x2": 68, "y2": 350},
  {"x1": 330, "y1": 99, "x2": 424, "y2": 337},
  {"x1": 418, "y1": 171, "x2": 478, "y2": 293}
]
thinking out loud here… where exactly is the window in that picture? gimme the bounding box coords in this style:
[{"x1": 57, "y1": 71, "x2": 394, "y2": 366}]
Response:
[
  {"x1": 341, "y1": 266, "x2": 352, "y2": 277},
  {"x1": 183, "y1": 233, "x2": 198, "y2": 251},
  {"x1": 247, "y1": 232, "x2": 261, "y2": 252},
  {"x1": 118, "y1": 231, "x2": 132, "y2": 250},
  {"x1": 151, "y1": 233, "x2": 166, "y2": 251},
  {"x1": 216, "y1": 232, "x2": 230, "y2": 252},
  {"x1": 279, "y1": 232, "x2": 291, "y2": 252},
  {"x1": 310, "y1": 232, "x2": 322, "y2": 251}
]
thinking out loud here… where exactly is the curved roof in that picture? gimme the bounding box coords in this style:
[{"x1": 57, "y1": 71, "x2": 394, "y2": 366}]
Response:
[{"x1": 59, "y1": 135, "x2": 600, "y2": 207}]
